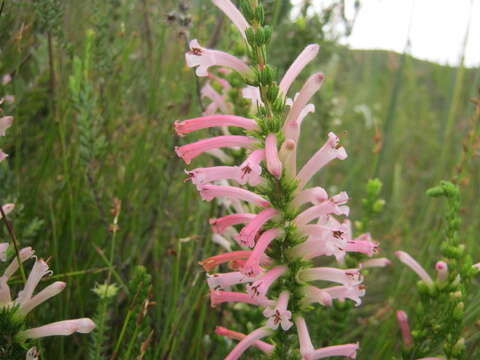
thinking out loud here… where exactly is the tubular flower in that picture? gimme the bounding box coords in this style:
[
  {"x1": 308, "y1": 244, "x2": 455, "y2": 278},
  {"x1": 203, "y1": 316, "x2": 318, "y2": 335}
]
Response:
[
  {"x1": 176, "y1": 1, "x2": 375, "y2": 357},
  {"x1": 295, "y1": 316, "x2": 358, "y2": 359},
  {"x1": 395, "y1": 251, "x2": 434, "y2": 286},
  {"x1": 215, "y1": 326, "x2": 274, "y2": 354},
  {"x1": 0, "y1": 244, "x2": 95, "y2": 355},
  {"x1": 396, "y1": 310, "x2": 413, "y2": 348},
  {"x1": 186, "y1": 40, "x2": 250, "y2": 77}
]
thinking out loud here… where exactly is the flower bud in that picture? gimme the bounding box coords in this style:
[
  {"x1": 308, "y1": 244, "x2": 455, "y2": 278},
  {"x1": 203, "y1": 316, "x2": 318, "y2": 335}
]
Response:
[
  {"x1": 255, "y1": 5, "x2": 265, "y2": 25},
  {"x1": 246, "y1": 28, "x2": 256, "y2": 46},
  {"x1": 267, "y1": 84, "x2": 279, "y2": 103},
  {"x1": 373, "y1": 199, "x2": 385, "y2": 212},
  {"x1": 366, "y1": 178, "x2": 382, "y2": 196},
  {"x1": 255, "y1": 28, "x2": 265, "y2": 45},
  {"x1": 263, "y1": 25, "x2": 272, "y2": 44},
  {"x1": 453, "y1": 302, "x2": 464, "y2": 321},
  {"x1": 452, "y1": 338, "x2": 465, "y2": 356},
  {"x1": 239, "y1": 0, "x2": 255, "y2": 22}
]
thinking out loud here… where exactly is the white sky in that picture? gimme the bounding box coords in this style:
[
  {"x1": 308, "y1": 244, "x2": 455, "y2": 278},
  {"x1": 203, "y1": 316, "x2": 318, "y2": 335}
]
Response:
[{"x1": 293, "y1": 0, "x2": 480, "y2": 67}]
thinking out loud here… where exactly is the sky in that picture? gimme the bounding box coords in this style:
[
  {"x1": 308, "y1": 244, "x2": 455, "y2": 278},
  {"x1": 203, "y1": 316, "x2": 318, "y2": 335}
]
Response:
[{"x1": 292, "y1": 0, "x2": 480, "y2": 67}]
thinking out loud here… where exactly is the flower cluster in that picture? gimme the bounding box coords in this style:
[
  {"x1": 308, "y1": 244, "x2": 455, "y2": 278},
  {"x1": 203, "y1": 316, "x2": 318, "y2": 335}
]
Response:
[
  {"x1": 394, "y1": 181, "x2": 479, "y2": 360},
  {"x1": 0, "y1": 83, "x2": 95, "y2": 359},
  {"x1": 175, "y1": 1, "x2": 387, "y2": 358}
]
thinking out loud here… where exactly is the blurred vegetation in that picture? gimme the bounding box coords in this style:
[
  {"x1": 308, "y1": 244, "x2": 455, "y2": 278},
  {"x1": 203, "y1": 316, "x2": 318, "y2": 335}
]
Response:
[{"x1": 0, "y1": 0, "x2": 479, "y2": 358}]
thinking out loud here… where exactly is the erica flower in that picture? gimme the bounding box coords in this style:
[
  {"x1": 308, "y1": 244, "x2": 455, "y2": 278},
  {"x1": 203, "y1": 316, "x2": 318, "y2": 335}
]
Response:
[
  {"x1": 215, "y1": 326, "x2": 273, "y2": 355},
  {"x1": 177, "y1": 1, "x2": 373, "y2": 357},
  {"x1": 0, "y1": 115, "x2": 13, "y2": 136},
  {"x1": 395, "y1": 251, "x2": 433, "y2": 286},
  {"x1": 279, "y1": 44, "x2": 320, "y2": 96},
  {"x1": 0, "y1": 244, "x2": 95, "y2": 353},
  {"x1": 263, "y1": 290, "x2": 293, "y2": 330},
  {"x1": 296, "y1": 316, "x2": 359, "y2": 359},
  {"x1": 186, "y1": 40, "x2": 250, "y2": 77},
  {"x1": 396, "y1": 310, "x2": 413, "y2": 348}
]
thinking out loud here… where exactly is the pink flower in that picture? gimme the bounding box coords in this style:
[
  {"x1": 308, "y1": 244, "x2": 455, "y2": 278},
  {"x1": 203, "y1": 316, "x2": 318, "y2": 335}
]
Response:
[
  {"x1": 199, "y1": 250, "x2": 269, "y2": 272},
  {"x1": 301, "y1": 285, "x2": 332, "y2": 306},
  {"x1": 295, "y1": 316, "x2": 359, "y2": 359},
  {"x1": 241, "y1": 228, "x2": 282, "y2": 276},
  {"x1": 237, "y1": 208, "x2": 278, "y2": 247},
  {"x1": 175, "y1": 135, "x2": 255, "y2": 164},
  {"x1": 224, "y1": 327, "x2": 274, "y2": 360},
  {"x1": 3, "y1": 247, "x2": 35, "y2": 280},
  {"x1": 292, "y1": 187, "x2": 328, "y2": 208},
  {"x1": 206, "y1": 148, "x2": 233, "y2": 163},
  {"x1": 0, "y1": 150, "x2": 7, "y2": 162},
  {"x1": 208, "y1": 72, "x2": 231, "y2": 90},
  {"x1": 242, "y1": 86, "x2": 263, "y2": 107},
  {"x1": 395, "y1": 251, "x2": 433, "y2": 285},
  {"x1": 20, "y1": 318, "x2": 95, "y2": 339},
  {"x1": 199, "y1": 184, "x2": 270, "y2": 207},
  {"x1": 0, "y1": 116, "x2": 13, "y2": 136},
  {"x1": 435, "y1": 261, "x2": 448, "y2": 282},
  {"x1": 396, "y1": 310, "x2": 413, "y2": 348},
  {"x1": 211, "y1": 0, "x2": 250, "y2": 39},
  {"x1": 279, "y1": 44, "x2": 320, "y2": 96},
  {"x1": 345, "y1": 237, "x2": 379, "y2": 257},
  {"x1": 210, "y1": 290, "x2": 274, "y2": 307},
  {"x1": 239, "y1": 149, "x2": 265, "y2": 186},
  {"x1": 283, "y1": 73, "x2": 324, "y2": 143},
  {"x1": 212, "y1": 233, "x2": 234, "y2": 251},
  {"x1": 19, "y1": 281, "x2": 66, "y2": 315},
  {"x1": 294, "y1": 195, "x2": 349, "y2": 226},
  {"x1": 298, "y1": 267, "x2": 363, "y2": 287},
  {"x1": 185, "y1": 167, "x2": 244, "y2": 188},
  {"x1": 210, "y1": 213, "x2": 256, "y2": 234},
  {"x1": 359, "y1": 257, "x2": 391, "y2": 268},
  {"x1": 323, "y1": 284, "x2": 366, "y2": 306},
  {"x1": 306, "y1": 344, "x2": 359, "y2": 360},
  {"x1": 215, "y1": 326, "x2": 274, "y2": 354},
  {"x1": 207, "y1": 272, "x2": 255, "y2": 291},
  {"x1": 290, "y1": 222, "x2": 348, "y2": 262},
  {"x1": 263, "y1": 290, "x2": 293, "y2": 330},
  {"x1": 297, "y1": 132, "x2": 347, "y2": 189},
  {"x1": 201, "y1": 82, "x2": 231, "y2": 115},
  {"x1": 186, "y1": 40, "x2": 250, "y2": 77},
  {"x1": 265, "y1": 133, "x2": 283, "y2": 178},
  {"x1": 0, "y1": 242, "x2": 8, "y2": 262},
  {"x1": 0, "y1": 203, "x2": 15, "y2": 218},
  {"x1": 247, "y1": 265, "x2": 287, "y2": 299},
  {"x1": 16, "y1": 259, "x2": 52, "y2": 306},
  {"x1": 283, "y1": 103, "x2": 316, "y2": 143}
]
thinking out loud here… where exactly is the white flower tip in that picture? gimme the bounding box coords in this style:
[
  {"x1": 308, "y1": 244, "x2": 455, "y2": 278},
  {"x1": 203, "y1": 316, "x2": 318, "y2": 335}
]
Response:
[
  {"x1": 306, "y1": 43, "x2": 320, "y2": 55},
  {"x1": 54, "y1": 281, "x2": 67, "y2": 291},
  {"x1": 26, "y1": 347, "x2": 39, "y2": 360},
  {"x1": 76, "y1": 318, "x2": 96, "y2": 333},
  {"x1": 189, "y1": 39, "x2": 200, "y2": 48},
  {"x1": 336, "y1": 147, "x2": 347, "y2": 160}
]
